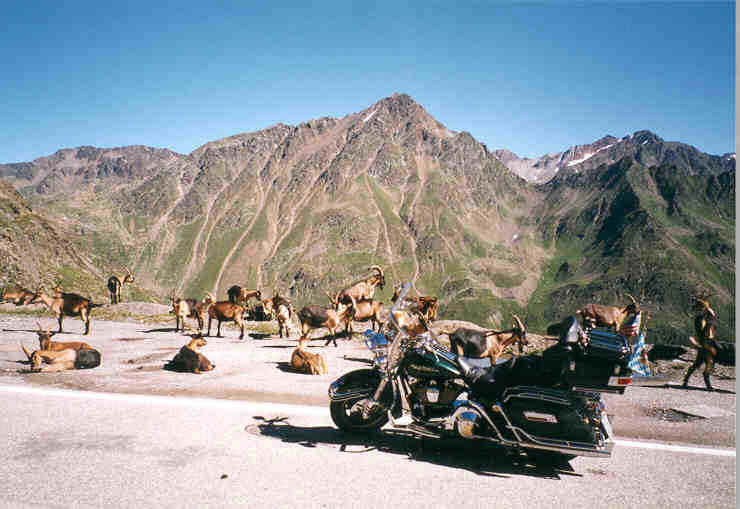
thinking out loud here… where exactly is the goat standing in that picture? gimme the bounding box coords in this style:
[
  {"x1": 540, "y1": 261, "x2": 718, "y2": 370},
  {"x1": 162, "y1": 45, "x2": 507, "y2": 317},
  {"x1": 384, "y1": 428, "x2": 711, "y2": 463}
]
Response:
[
  {"x1": 107, "y1": 267, "x2": 134, "y2": 304},
  {"x1": 297, "y1": 300, "x2": 355, "y2": 347},
  {"x1": 32, "y1": 287, "x2": 102, "y2": 335},
  {"x1": 207, "y1": 298, "x2": 248, "y2": 340},
  {"x1": 682, "y1": 297, "x2": 731, "y2": 391},
  {"x1": 334, "y1": 266, "x2": 385, "y2": 305},
  {"x1": 448, "y1": 315, "x2": 528, "y2": 364},
  {"x1": 576, "y1": 294, "x2": 639, "y2": 331}
]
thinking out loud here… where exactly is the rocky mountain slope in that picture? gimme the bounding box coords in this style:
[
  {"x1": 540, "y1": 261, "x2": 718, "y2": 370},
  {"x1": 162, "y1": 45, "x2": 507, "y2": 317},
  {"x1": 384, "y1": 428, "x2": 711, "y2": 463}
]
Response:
[
  {"x1": 0, "y1": 94, "x2": 734, "y2": 343},
  {"x1": 496, "y1": 131, "x2": 736, "y2": 184}
]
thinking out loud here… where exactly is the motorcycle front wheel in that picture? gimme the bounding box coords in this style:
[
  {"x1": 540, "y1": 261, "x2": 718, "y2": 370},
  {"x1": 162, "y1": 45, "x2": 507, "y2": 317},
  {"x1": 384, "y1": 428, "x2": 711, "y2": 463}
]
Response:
[{"x1": 330, "y1": 397, "x2": 389, "y2": 433}]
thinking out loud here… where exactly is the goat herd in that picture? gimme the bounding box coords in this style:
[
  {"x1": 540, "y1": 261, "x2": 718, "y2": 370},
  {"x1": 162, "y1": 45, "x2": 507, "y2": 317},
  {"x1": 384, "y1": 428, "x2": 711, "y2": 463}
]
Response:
[{"x1": 0, "y1": 266, "x2": 734, "y2": 388}]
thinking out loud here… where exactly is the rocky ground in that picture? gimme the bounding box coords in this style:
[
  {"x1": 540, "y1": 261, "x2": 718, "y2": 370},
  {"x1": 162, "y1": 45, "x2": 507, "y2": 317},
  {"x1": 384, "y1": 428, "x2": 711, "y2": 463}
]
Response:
[{"x1": 0, "y1": 302, "x2": 735, "y2": 448}]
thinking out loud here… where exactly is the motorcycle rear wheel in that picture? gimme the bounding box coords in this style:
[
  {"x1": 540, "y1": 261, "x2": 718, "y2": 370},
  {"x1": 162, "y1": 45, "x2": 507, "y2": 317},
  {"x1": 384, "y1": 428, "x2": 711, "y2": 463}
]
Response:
[{"x1": 330, "y1": 398, "x2": 389, "y2": 432}]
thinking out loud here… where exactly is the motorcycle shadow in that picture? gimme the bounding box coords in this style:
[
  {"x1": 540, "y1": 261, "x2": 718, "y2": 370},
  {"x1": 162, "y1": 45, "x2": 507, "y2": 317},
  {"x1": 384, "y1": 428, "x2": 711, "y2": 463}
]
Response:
[{"x1": 248, "y1": 418, "x2": 581, "y2": 479}]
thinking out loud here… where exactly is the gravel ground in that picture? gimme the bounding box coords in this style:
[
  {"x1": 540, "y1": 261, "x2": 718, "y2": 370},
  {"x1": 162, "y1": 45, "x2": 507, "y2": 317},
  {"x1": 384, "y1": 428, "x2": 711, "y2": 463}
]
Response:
[{"x1": 0, "y1": 305, "x2": 734, "y2": 448}]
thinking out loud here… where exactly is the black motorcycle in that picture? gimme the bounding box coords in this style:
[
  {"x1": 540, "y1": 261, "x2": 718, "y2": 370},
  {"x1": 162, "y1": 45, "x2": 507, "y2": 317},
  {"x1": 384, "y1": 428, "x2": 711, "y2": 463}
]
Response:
[{"x1": 329, "y1": 284, "x2": 633, "y2": 459}]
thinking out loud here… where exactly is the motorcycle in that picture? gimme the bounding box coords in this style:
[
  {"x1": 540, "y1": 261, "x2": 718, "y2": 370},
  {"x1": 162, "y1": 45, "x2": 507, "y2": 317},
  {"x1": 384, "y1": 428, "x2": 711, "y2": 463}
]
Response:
[{"x1": 328, "y1": 283, "x2": 633, "y2": 459}]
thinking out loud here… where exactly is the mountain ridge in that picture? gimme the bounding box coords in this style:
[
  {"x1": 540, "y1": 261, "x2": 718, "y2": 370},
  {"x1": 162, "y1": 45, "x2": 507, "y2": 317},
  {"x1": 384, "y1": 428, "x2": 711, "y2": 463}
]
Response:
[{"x1": 0, "y1": 94, "x2": 734, "y2": 344}]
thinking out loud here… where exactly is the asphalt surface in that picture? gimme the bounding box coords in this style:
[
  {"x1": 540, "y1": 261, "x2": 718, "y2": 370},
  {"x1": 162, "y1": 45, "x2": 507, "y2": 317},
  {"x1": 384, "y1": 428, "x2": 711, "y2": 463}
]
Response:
[{"x1": 1, "y1": 385, "x2": 735, "y2": 509}]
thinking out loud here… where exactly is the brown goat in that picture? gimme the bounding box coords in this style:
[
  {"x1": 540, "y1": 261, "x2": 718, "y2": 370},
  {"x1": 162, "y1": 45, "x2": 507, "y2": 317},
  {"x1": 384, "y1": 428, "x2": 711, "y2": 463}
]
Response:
[
  {"x1": 34, "y1": 322, "x2": 93, "y2": 351},
  {"x1": 107, "y1": 267, "x2": 134, "y2": 304},
  {"x1": 334, "y1": 266, "x2": 385, "y2": 306},
  {"x1": 1, "y1": 286, "x2": 36, "y2": 306},
  {"x1": 683, "y1": 297, "x2": 724, "y2": 390},
  {"x1": 20, "y1": 344, "x2": 101, "y2": 372},
  {"x1": 227, "y1": 285, "x2": 262, "y2": 307},
  {"x1": 330, "y1": 292, "x2": 383, "y2": 336},
  {"x1": 207, "y1": 299, "x2": 248, "y2": 339},
  {"x1": 447, "y1": 315, "x2": 528, "y2": 364},
  {"x1": 170, "y1": 293, "x2": 213, "y2": 332},
  {"x1": 297, "y1": 300, "x2": 355, "y2": 347},
  {"x1": 272, "y1": 290, "x2": 294, "y2": 338},
  {"x1": 32, "y1": 287, "x2": 102, "y2": 335},
  {"x1": 390, "y1": 284, "x2": 439, "y2": 322},
  {"x1": 290, "y1": 337, "x2": 328, "y2": 375},
  {"x1": 165, "y1": 334, "x2": 215, "y2": 374},
  {"x1": 576, "y1": 294, "x2": 639, "y2": 331}
]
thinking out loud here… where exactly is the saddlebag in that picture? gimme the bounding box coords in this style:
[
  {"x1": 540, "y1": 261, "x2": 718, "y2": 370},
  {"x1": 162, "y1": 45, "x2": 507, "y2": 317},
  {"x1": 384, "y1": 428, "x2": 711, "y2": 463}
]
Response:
[{"x1": 503, "y1": 387, "x2": 597, "y2": 443}]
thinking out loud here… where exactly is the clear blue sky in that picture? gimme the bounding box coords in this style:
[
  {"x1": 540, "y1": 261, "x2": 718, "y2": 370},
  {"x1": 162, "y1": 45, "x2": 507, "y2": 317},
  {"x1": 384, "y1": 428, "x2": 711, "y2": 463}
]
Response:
[{"x1": 1, "y1": 1, "x2": 735, "y2": 163}]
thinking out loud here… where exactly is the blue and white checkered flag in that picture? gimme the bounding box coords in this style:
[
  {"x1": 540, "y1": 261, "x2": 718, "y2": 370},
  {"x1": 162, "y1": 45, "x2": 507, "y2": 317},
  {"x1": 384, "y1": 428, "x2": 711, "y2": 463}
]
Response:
[{"x1": 628, "y1": 332, "x2": 651, "y2": 376}]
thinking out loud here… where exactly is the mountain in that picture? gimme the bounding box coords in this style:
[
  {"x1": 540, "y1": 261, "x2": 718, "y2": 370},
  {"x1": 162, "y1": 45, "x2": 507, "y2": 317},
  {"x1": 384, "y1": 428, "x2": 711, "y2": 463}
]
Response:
[
  {"x1": 0, "y1": 94, "x2": 734, "y2": 344},
  {"x1": 496, "y1": 131, "x2": 736, "y2": 183}
]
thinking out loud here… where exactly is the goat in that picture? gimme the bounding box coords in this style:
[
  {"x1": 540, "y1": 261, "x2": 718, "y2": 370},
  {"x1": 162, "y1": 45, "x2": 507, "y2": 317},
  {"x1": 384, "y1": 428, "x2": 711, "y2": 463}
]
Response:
[
  {"x1": 207, "y1": 298, "x2": 248, "y2": 340},
  {"x1": 107, "y1": 267, "x2": 134, "y2": 304},
  {"x1": 227, "y1": 285, "x2": 262, "y2": 307},
  {"x1": 682, "y1": 298, "x2": 732, "y2": 391},
  {"x1": 256, "y1": 298, "x2": 275, "y2": 320},
  {"x1": 647, "y1": 344, "x2": 690, "y2": 363},
  {"x1": 170, "y1": 294, "x2": 192, "y2": 332},
  {"x1": 330, "y1": 292, "x2": 384, "y2": 337},
  {"x1": 0, "y1": 286, "x2": 36, "y2": 305},
  {"x1": 389, "y1": 284, "x2": 439, "y2": 322},
  {"x1": 334, "y1": 265, "x2": 385, "y2": 305},
  {"x1": 20, "y1": 344, "x2": 101, "y2": 372},
  {"x1": 32, "y1": 287, "x2": 102, "y2": 335},
  {"x1": 272, "y1": 290, "x2": 294, "y2": 338},
  {"x1": 290, "y1": 337, "x2": 328, "y2": 375},
  {"x1": 164, "y1": 334, "x2": 215, "y2": 374},
  {"x1": 297, "y1": 300, "x2": 355, "y2": 347},
  {"x1": 170, "y1": 293, "x2": 214, "y2": 332},
  {"x1": 34, "y1": 321, "x2": 93, "y2": 351},
  {"x1": 447, "y1": 315, "x2": 528, "y2": 364},
  {"x1": 575, "y1": 294, "x2": 639, "y2": 331}
]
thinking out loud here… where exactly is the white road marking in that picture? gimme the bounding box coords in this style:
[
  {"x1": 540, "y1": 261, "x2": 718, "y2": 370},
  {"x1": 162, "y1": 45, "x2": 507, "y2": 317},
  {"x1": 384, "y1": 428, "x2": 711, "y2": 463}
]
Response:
[
  {"x1": 614, "y1": 439, "x2": 735, "y2": 457},
  {"x1": 2, "y1": 385, "x2": 735, "y2": 457}
]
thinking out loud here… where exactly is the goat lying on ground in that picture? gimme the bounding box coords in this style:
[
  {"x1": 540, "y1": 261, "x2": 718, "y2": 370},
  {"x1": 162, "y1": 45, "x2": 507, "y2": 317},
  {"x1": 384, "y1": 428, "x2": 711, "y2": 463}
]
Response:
[
  {"x1": 297, "y1": 300, "x2": 355, "y2": 347},
  {"x1": 107, "y1": 267, "x2": 134, "y2": 304},
  {"x1": 207, "y1": 297, "x2": 248, "y2": 339},
  {"x1": 576, "y1": 294, "x2": 639, "y2": 331},
  {"x1": 32, "y1": 287, "x2": 103, "y2": 335},
  {"x1": 1, "y1": 286, "x2": 36, "y2": 306},
  {"x1": 164, "y1": 335, "x2": 215, "y2": 374},
  {"x1": 290, "y1": 337, "x2": 328, "y2": 375},
  {"x1": 447, "y1": 315, "x2": 528, "y2": 364},
  {"x1": 34, "y1": 322, "x2": 93, "y2": 351},
  {"x1": 21, "y1": 344, "x2": 101, "y2": 372}
]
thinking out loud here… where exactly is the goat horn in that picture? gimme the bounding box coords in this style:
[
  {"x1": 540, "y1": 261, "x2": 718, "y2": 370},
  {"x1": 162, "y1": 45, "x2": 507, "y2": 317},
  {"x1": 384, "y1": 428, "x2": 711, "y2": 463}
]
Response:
[
  {"x1": 627, "y1": 293, "x2": 637, "y2": 305},
  {"x1": 512, "y1": 314, "x2": 525, "y2": 330},
  {"x1": 369, "y1": 265, "x2": 384, "y2": 276},
  {"x1": 20, "y1": 343, "x2": 32, "y2": 361}
]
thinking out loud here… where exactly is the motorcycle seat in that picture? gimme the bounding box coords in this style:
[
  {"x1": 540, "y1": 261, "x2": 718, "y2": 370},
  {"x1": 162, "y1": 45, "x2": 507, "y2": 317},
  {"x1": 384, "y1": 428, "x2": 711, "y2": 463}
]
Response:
[{"x1": 457, "y1": 356, "x2": 492, "y2": 369}]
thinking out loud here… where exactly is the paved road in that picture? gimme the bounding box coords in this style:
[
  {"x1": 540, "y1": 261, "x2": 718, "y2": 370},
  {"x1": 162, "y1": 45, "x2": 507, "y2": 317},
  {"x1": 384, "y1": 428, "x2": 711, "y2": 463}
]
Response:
[{"x1": 1, "y1": 385, "x2": 735, "y2": 509}]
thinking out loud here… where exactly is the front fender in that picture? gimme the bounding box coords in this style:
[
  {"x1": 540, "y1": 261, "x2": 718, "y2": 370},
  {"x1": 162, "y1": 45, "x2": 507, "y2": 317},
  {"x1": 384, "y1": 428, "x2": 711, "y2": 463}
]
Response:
[{"x1": 328, "y1": 368, "x2": 383, "y2": 402}]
